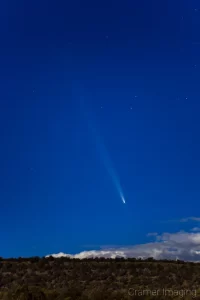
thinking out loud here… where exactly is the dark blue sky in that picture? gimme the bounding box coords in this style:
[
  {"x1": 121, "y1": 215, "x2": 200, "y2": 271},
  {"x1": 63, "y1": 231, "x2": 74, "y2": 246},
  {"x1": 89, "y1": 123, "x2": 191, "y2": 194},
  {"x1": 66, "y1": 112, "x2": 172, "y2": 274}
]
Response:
[{"x1": 1, "y1": 0, "x2": 200, "y2": 257}]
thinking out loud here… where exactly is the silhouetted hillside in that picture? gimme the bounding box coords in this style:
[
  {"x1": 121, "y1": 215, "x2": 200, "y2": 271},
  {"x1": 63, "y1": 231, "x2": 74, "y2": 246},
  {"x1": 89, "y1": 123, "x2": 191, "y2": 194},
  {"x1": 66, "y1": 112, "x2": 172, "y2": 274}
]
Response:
[{"x1": 0, "y1": 256, "x2": 199, "y2": 299}]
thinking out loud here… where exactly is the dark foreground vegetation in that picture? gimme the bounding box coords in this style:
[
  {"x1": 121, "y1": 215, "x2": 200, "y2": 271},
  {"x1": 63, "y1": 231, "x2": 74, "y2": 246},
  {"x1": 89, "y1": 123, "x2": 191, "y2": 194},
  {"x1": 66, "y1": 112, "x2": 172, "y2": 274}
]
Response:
[{"x1": 0, "y1": 256, "x2": 200, "y2": 299}]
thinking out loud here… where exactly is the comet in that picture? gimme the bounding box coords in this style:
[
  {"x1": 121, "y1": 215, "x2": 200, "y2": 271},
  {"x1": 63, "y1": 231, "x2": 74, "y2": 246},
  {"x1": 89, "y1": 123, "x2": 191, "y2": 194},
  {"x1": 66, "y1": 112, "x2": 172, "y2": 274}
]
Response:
[
  {"x1": 77, "y1": 94, "x2": 126, "y2": 205},
  {"x1": 92, "y1": 128, "x2": 126, "y2": 205},
  {"x1": 92, "y1": 127, "x2": 126, "y2": 205},
  {"x1": 121, "y1": 196, "x2": 126, "y2": 204}
]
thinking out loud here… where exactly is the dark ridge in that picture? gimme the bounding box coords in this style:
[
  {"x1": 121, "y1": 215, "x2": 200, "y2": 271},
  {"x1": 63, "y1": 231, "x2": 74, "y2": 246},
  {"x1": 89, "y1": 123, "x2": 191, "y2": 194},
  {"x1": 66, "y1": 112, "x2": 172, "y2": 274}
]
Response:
[{"x1": 0, "y1": 256, "x2": 199, "y2": 299}]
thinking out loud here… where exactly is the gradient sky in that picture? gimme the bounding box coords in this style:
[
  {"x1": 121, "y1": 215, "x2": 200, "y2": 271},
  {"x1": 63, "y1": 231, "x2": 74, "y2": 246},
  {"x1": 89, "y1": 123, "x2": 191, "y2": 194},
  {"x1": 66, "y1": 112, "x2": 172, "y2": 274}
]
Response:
[{"x1": 1, "y1": 0, "x2": 200, "y2": 258}]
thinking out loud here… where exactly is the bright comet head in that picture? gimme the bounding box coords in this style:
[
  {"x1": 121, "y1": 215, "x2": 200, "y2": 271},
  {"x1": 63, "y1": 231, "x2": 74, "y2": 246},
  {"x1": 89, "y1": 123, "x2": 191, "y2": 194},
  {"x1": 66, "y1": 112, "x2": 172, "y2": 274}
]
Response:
[{"x1": 122, "y1": 196, "x2": 126, "y2": 204}]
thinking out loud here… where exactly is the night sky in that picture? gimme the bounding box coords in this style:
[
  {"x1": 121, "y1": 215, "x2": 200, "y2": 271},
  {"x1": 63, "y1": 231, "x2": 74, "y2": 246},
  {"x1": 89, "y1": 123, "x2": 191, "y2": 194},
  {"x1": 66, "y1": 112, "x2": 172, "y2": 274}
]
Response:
[{"x1": 1, "y1": 0, "x2": 200, "y2": 259}]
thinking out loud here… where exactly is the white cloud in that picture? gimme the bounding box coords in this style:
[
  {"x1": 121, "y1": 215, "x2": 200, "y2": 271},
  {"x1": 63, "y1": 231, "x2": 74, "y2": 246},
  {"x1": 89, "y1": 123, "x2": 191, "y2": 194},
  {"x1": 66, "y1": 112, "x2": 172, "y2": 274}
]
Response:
[
  {"x1": 46, "y1": 230, "x2": 200, "y2": 262},
  {"x1": 147, "y1": 232, "x2": 158, "y2": 237},
  {"x1": 191, "y1": 227, "x2": 200, "y2": 232},
  {"x1": 180, "y1": 217, "x2": 200, "y2": 223},
  {"x1": 47, "y1": 252, "x2": 73, "y2": 258}
]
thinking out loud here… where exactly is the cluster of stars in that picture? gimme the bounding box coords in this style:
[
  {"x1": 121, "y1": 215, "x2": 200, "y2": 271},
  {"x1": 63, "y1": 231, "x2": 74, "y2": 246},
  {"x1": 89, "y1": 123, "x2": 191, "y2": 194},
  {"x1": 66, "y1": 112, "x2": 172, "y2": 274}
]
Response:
[
  {"x1": 99, "y1": 95, "x2": 191, "y2": 111},
  {"x1": 100, "y1": 96, "x2": 138, "y2": 111}
]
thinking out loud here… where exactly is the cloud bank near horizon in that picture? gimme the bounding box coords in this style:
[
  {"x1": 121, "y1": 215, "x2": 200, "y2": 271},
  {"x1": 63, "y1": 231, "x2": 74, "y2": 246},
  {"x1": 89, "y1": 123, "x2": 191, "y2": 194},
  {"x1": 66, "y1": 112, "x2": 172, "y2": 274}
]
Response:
[{"x1": 46, "y1": 218, "x2": 200, "y2": 261}]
